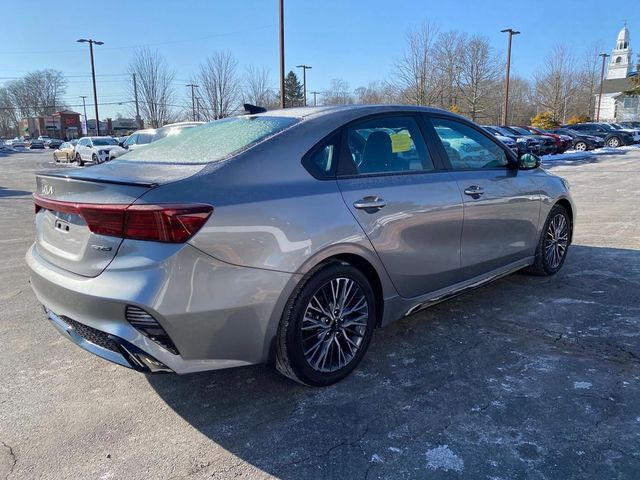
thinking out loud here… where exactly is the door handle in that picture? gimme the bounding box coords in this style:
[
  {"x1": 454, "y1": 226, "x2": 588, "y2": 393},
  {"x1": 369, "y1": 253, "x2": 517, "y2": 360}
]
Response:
[
  {"x1": 353, "y1": 196, "x2": 387, "y2": 210},
  {"x1": 463, "y1": 185, "x2": 484, "y2": 197}
]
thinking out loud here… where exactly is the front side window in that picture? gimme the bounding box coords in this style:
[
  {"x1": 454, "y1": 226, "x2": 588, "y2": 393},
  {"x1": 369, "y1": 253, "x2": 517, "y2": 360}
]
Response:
[
  {"x1": 344, "y1": 116, "x2": 433, "y2": 175},
  {"x1": 431, "y1": 118, "x2": 509, "y2": 170},
  {"x1": 121, "y1": 116, "x2": 298, "y2": 164},
  {"x1": 137, "y1": 133, "x2": 153, "y2": 144},
  {"x1": 92, "y1": 138, "x2": 118, "y2": 146}
]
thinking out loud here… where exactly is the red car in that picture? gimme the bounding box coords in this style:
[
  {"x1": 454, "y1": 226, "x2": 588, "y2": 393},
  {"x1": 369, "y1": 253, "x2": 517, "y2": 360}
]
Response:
[{"x1": 521, "y1": 126, "x2": 571, "y2": 154}]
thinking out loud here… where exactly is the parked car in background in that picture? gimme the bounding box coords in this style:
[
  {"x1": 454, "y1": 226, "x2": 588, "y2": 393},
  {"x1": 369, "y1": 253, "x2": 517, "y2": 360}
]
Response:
[
  {"x1": 483, "y1": 125, "x2": 540, "y2": 156},
  {"x1": 45, "y1": 139, "x2": 63, "y2": 149},
  {"x1": 29, "y1": 140, "x2": 45, "y2": 149},
  {"x1": 521, "y1": 126, "x2": 571, "y2": 154},
  {"x1": 605, "y1": 123, "x2": 640, "y2": 143},
  {"x1": 27, "y1": 105, "x2": 574, "y2": 386},
  {"x1": 53, "y1": 142, "x2": 77, "y2": 163},
  {"x1": 548, "y1": 128, "x2": 605, "y2": 151},
  {"x1": 8, "y1": 138, "x2": 25, "y2": 148},
  {"x1": 122, "y1": 129, "x2": 154, "y2": 150},
  {"x1": 502, "y1": 126, "x2": 557, "y2": 155},
  {"x1": 74, "y1": 136, "x2": 126, "y2": 166},
  {"x1": 569, "y1": 123, "x2": 635, "y2": 147},
  {"x1": 619, "y1": 121, "x2": 640, "y2": 129}
]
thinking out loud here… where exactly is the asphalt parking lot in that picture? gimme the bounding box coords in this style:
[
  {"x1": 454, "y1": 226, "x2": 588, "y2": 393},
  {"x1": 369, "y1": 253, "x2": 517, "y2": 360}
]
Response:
[{"x1": 1, "y1": 147, "x2": 639, "y2": 479}]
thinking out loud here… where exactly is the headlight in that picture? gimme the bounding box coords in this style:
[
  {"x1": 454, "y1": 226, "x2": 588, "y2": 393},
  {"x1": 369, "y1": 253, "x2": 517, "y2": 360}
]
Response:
[{"x1": 516, "y1": 138, "x2": 526, "y2": 144}]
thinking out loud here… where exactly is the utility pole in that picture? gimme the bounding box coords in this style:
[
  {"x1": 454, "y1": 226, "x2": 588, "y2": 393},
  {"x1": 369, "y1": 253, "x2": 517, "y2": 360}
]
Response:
[
  {"x1": 596, "y1": 53, "x2": 610, "y2": 122},
  {"x1": 279, "y1": 0, "x2": 285, "y2": 108},
  {"x1": 296, "y1": 64, "x2": 312, "y2": 106},
  {"x1": 196, "y1": 97, "x2": 202, "y2": 121},
  {"x1": 77, "y1": 39, "x2": 104, "y2": 135},
  {"x1": 310, "y1": 91, "x2": 320, "y2": 106},
  {"x1": 79, "y1": 96, "x2": 88, "y2": 135},
  {"x1": 186, "y1": 84, "x2": 199, "y2": 121},
  {"x1": 133, "y1": 72, "x2": 142, "y2": 129},
  {"x1": 500, "y1": 28, "x2": 520, "y2": 125}
]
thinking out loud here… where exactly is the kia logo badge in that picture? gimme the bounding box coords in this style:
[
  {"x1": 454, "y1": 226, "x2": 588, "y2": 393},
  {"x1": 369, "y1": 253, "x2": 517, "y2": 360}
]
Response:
[{"x1": 41, "y1": 185, "x2": 54, "y2": 195}]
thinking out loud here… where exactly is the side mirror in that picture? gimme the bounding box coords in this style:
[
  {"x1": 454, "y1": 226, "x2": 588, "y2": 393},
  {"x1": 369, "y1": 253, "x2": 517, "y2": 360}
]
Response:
[{"x1": 519, "y1": 153, "x2": 541, "y2": 170}]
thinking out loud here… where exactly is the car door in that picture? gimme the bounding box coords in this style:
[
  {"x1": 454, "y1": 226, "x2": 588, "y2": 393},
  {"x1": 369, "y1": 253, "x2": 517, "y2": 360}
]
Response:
[
  {"x1": 83, "y1": 138, "x2": 94, "y2": 161},
  {"x1": 336, "y1": 114, "x2": 464, "y2": 298},
  {"x1": 427, "y1": 116, "x2": 541, "y2": 280}
]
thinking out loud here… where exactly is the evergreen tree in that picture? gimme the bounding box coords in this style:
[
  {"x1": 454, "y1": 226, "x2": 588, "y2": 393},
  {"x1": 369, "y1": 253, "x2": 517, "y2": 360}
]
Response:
[
  {"x1": 284, "y1": 70, "x2": 304, "y2": 107},
  {"x1": 624, "y1": 63, "x2": 640, "y2": 96}
]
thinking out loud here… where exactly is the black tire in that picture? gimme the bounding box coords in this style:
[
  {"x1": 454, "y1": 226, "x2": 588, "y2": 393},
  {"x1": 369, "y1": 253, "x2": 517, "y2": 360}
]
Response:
[
  {"x1": 574, "y1": 141, "x2": 587, "y2": 152},
  {"x1": 65, "y1": 153, "x2": 71, "y2": 163},
  {"x1": 75, "y1": 152, "x2": 84, "y2": 166},
  {"x1": 54, "y1": 153, "x2": 59, "y2": 163},
  {"x1": 525, "y1": 204, "x2": 571, "y2": 276},
  {"x1": 92, "y1": 153, "x2": 99, "y2": 164},
  {"x1": 607, "y1": 136, "x2": 621, "y2": 148},
  {"x1": 276, "y1": 262, "x2": 376, "y2": 386}
]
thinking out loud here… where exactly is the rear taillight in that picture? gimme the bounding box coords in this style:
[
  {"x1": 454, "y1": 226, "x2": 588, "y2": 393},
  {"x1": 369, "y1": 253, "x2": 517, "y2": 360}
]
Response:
[{"x1": 33, "y1": 194, "x2": 212, "y2": 243}]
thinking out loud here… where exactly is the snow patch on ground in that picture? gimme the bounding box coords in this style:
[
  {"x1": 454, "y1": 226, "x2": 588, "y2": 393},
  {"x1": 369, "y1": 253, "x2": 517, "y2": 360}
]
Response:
[
  {"x1": 425, "y1": 445, "x2": 464, "y2": 473},
  {"x1": 542, "y1": 144, "x2": 640, "y2": 163},
  {"x1": 574, "y1": 381, "x2": 593, "y2": 390}
]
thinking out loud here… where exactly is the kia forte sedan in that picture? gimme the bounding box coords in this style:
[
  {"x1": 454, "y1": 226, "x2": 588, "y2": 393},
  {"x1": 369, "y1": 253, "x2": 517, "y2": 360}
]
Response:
[{"x1": 26, "y1": 105, "x2": 574, "y2": 386}]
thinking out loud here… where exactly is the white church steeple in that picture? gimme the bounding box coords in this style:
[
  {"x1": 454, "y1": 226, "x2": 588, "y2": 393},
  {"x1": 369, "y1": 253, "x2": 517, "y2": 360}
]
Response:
[{"x1": 608, "y1": 24, "x2": 632, "y2": 79}]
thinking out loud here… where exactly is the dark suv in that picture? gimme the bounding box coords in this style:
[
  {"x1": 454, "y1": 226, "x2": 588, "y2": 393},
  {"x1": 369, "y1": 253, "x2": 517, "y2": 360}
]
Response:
[{"x1": 569, "y1": 123, "x2": 634, "y2": 148}]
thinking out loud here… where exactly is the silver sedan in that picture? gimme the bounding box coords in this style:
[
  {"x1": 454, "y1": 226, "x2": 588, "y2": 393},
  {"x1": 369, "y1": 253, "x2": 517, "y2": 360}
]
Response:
[{"x1": 26, "y1": 105, "x2": 574, "y2": 386}]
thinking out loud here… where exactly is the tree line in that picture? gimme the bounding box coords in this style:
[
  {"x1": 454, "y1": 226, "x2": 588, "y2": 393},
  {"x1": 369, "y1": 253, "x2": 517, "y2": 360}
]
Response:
[{"x1": 0, "y1": 22, "x2": 614, "y2": 136}]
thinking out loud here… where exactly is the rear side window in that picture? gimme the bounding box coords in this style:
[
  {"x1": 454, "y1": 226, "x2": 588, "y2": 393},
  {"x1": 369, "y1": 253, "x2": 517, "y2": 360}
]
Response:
[
  {"x1": 431, "y1": 118, "x2": 508, "y2": 170},
  {"x1": 120, "y1": 116, "x2": 298, "y2": 164},
  {"x1": 303, "y1": 134, "x2": 339, "y2": 179},
  {"x1": 343, "y1": 116, "x2": 434, "y2": 175}
]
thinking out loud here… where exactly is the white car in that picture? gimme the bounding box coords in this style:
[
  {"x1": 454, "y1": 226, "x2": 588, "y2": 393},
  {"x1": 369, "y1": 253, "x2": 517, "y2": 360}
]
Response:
[{"x1": 74, "y1": 136, "x2": 126, "y2": 166}]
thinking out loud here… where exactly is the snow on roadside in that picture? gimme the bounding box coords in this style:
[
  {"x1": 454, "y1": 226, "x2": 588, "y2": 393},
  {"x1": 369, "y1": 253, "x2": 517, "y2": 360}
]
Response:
[{"x1": 541, "y1": 144, "x2": 640, "y2": 163}]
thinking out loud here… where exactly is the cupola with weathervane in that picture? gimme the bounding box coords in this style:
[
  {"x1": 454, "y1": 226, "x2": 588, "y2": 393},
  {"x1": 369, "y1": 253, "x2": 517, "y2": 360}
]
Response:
[{"x1": 608, "y1": 24, "x2": 632, "y2": 80}]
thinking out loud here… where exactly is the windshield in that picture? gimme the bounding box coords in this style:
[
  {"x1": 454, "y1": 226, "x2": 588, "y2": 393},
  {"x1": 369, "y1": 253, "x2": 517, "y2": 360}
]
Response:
[
  {"x1": 92, "y1": 138, "x2": 118, "y2": 146},
  {"x1": 509, "y1": 126, "x2": 531, "y2": 135},
  {"x1": 494, "y1": 126, "x2": 515, "y2": 136},
  {"x1": 120, "y1": 116, "x2": 299, "y2": 164}
]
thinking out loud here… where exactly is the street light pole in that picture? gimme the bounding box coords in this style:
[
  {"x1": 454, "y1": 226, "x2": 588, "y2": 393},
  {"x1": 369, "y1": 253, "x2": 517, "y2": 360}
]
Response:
[
  {"x1": 500, "y1": 28, "x2": 520, "y2": 125},
  {"x1": 296, "y1": 64, "x2": 312, "y2": 106},
  {"x1": 310, "y1": 91, "x2": 320, "y2": 106},
  {"x1": 596, "y1": 53, "x2": 610, "y2": 122},
  {"x1": 133, "y1": 73, "x2": 142, "y2": 129},
  {"x1": 186, "y1": 84, "x2": 199, "y2": 121},
  {"x1": 79, "y1": 96, "x2": 88, "y2": 135},
  {"x1": 279, "y1": 0, "x2": 285, "y2": 108},
  {"x1": 77, "y1": 39, "x2": 104, "y2": 135}
]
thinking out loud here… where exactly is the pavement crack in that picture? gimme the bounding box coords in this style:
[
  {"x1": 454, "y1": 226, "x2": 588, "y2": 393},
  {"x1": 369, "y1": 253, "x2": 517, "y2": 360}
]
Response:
[{"x1": 1, "y1": 441, "x2": 16, "y2": 480}]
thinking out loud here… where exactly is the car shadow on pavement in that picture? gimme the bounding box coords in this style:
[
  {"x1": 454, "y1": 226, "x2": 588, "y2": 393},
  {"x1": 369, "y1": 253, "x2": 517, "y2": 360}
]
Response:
[
  {"x1": 147, "y1": 244, "x2": 640, "y2": 479},
  {"x1": 0, "y1": 186, "x2": 32, "y2": 197}
]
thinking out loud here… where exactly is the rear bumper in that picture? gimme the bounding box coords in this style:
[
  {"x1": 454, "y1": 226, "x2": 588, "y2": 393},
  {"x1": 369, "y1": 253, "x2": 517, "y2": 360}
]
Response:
[
  {"x1": 26, "y1": 242, "x2": 298, "y2": 374},
  {"x1": 45, "y1": 308, "x2": 173, "y2": 372}
]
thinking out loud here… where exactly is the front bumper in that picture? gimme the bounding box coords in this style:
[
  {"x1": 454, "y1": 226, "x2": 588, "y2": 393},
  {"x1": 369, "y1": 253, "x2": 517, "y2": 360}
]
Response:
[{"x1": 27, "y1": 242, "x2": 297, "y2": 374}]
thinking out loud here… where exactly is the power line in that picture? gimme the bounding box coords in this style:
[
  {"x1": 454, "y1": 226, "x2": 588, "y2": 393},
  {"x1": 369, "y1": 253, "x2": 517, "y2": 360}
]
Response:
[{"x1": 0, "y1": 25, "x2": 275, "y2": 55}]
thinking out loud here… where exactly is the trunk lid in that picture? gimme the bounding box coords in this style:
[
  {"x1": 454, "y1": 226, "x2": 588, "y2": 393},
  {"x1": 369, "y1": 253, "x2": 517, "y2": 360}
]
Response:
[{"x1": 34, "y1": 161, "x2": 204, "y2": 277}]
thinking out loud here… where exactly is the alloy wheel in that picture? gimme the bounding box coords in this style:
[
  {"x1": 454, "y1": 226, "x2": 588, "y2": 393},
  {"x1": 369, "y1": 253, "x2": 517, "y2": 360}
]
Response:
[
  {"x1": 301, "y1": 277, "x2": 369, "y2": 373},
  {"x1": 575, "y1": 142, "x2": 587, "y2": 151},
  {"x1": 544, "y1": 214, "x2": 568, "y2": 269},
  {"x1": 608, "y1": 137, "x2": 620, "y2": 147}
]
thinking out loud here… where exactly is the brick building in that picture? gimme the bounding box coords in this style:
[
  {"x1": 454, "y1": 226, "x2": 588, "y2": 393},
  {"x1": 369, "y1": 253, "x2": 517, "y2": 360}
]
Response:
[{"x1": 19, "y1": 110, "x2": 82, "y2": 140}]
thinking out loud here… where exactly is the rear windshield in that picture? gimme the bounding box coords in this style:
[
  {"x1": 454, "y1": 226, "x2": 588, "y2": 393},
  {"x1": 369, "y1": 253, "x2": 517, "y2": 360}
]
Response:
[{"x1": 120, "y1": 116, "x2": 298, "y2": 164}]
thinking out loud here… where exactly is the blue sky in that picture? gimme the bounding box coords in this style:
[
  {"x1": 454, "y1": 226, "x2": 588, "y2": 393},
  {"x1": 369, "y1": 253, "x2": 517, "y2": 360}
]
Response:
[{"x1": 1, "y1": 0, "x2": 637, "y2": 118}]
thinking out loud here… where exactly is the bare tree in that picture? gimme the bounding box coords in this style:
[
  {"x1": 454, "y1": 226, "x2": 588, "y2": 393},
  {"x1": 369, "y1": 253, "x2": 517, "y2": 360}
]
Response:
[
  {"x1": 5, "y1": 69, "x2": 67, "y2": 118},
  {"x1": 243, "y1": 66, "x2": 278, "y2": 109},
  {"x1": 504, "y1": 75, "x2": 536, "y2": 124},
  {"x1": 128, "y1": 49, "x2": 176, "y2": 128},
  {"x1": 393, "y1": 22, "x2": 440, "y2": 105},
  {"x1": 323, "y1": 78, "x2": 353, "y2": 105},
  {"x1": 533, "y1": 45, "x2": 579, "y2": 122},
  {"x1": 196, "y1": 51, "x2": 241, "y2": 120},
  {"x1": 574, "y1": 44, "x2": 602, "y2": 119},
  {"x1": 354, "y1": 81, "x2": 398, "y2": 104},
  {"x1": 0, "y1": 87, "x2": 18, "y2": 136},
  {"x1": 432, "y1": 30, "x2": 466, "y2": 109},
  {"x1": 457, "y1": 35, "x2": 502, "y2": 121}
]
